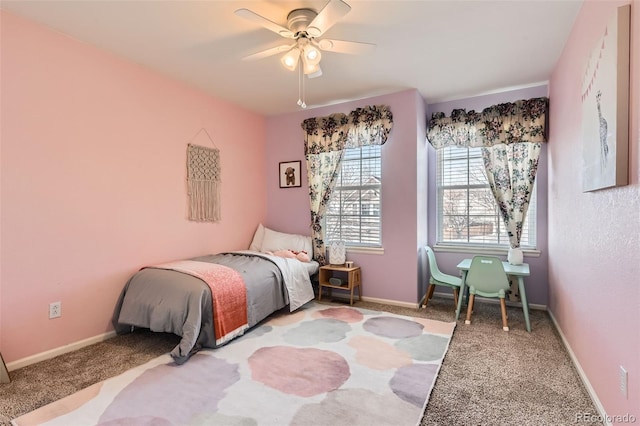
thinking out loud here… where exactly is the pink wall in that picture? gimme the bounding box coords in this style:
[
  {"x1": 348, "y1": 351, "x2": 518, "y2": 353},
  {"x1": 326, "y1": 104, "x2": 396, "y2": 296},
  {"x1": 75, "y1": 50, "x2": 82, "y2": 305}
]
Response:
[
  {"x1": 548, "y1": 0, "x2": 639, "y2": 419},
  {"x1": 264, "y1": 89, "x2": 427, "y2": 303},
  {"x1": 0, "y1": 11, "x2": 267, "y2": 363}
]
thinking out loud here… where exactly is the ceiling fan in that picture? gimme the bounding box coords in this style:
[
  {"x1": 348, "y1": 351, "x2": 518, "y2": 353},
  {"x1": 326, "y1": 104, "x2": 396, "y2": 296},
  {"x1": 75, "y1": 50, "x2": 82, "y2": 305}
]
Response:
[{"x1": 235, "y1": 0, "x2": 375, "y2": 107}]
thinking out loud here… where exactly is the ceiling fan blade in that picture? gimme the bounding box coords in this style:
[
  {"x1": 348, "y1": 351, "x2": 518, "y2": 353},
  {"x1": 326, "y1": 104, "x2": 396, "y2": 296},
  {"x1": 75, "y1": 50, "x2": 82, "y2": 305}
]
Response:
[
  {"x1": 242, "y1": 44, "x2": 294, "y2": 61},
  {"x1": 317, "y1": 39, "x2": 376, "y2": 55},
  {"x1": 234, "y1": 8, "x2": 294, "y2": 38},
  {"x1": 306, "y1": 0, "x2": 351, "y2": 37}
]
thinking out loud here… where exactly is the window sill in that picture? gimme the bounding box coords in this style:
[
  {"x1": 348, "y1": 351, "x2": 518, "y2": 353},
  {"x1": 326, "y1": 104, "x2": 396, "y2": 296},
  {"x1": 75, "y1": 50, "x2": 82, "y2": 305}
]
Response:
[
  {"x1": 346, "y1": 246, "x2": 384, "y2": 255},
  {"x1": 432, "y1": 244, "x2": 540, "y2": 258}
]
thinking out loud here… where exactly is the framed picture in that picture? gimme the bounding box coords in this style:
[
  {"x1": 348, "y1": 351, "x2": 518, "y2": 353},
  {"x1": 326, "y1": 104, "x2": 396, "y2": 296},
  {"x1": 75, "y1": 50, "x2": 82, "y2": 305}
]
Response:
[
  {"x1": 581, "y1": 4, "x2": 630, "y2": 192},
  {"x1": 279, "y1": 160, "x2": 302, "y2": 188}
]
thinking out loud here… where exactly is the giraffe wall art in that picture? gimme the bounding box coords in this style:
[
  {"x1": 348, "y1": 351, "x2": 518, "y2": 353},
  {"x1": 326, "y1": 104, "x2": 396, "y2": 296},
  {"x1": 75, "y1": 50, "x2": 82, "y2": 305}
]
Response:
[{"x1": 580, "y1": 4, "x2": 631, "y2": 192}]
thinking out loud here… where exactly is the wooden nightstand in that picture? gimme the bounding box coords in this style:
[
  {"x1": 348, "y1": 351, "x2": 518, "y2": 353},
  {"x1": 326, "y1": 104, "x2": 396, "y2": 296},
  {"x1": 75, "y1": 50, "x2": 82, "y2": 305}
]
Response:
[{"x1": 318, "y1": 265, "x2": 362, "y2": 305}]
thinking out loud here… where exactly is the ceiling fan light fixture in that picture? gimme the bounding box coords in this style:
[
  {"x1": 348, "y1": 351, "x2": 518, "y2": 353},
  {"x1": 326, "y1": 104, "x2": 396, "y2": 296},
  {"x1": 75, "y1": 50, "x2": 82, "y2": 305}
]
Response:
[
  {"x1": 236, "y1": 0, "x2": 367, "y2": 109},
  {"x1": 303, "y1": 44, "x2": 321, "y2": 65},
  {"x1": 281, "y1": 48, "x2": 300, "y2": 71},
  {"x1": 303, "y1": 61, "x2": 321, "y2": 75},
  {"x1": 306, "y1": 68, "x2": 323, "y2": 79}
]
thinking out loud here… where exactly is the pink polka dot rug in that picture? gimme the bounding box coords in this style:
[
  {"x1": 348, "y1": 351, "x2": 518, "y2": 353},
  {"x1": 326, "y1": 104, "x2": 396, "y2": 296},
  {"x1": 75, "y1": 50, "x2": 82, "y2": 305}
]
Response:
[{"x1": 13, "y1": 302, "x2": 455, "y2": 426}]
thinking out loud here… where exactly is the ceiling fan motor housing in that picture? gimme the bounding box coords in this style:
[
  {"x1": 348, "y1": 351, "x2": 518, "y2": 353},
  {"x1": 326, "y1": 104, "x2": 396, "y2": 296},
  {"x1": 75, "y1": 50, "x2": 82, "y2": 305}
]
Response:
[{"x1": 287, "y1": 9, "x2": 318, "y2": 36}]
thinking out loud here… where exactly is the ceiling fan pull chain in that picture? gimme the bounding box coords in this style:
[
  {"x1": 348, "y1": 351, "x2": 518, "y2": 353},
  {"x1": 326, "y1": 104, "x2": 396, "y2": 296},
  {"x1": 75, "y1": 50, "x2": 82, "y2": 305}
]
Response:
[
  {"x1": 297, "y1": 63, "x2": 302, "y2": 106},
  {"x1": 298, "y1": 62, "x2": 307, "y2": 109}
]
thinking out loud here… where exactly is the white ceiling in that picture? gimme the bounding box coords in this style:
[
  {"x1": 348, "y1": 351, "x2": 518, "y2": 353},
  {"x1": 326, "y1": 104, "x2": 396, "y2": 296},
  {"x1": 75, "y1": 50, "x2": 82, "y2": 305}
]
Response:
[{"x1": 2, "y1": 0, "x2": 582, "y2": 116}]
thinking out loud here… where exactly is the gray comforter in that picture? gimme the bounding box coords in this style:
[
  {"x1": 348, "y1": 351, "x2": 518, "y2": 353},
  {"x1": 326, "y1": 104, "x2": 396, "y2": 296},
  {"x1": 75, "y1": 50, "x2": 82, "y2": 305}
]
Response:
[{"x1": 112, "y1": 251, "x2": 316, "y2": 364}]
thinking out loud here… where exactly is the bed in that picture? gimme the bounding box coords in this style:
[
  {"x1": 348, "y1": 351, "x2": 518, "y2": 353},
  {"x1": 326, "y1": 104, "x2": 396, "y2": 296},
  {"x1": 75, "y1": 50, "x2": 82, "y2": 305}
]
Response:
[{"x1": 112, "y1": 225, "x2": 318, "y2": 364}]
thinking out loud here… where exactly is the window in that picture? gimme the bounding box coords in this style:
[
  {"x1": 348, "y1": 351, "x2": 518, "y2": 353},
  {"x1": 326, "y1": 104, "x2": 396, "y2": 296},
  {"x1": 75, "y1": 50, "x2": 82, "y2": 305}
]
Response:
[
  {"x1": 325, "y1": 145, "x2": 381, "y2": 247},
  {"x1": 436, "y1": 146, "x2": 536, "y2": 248}
]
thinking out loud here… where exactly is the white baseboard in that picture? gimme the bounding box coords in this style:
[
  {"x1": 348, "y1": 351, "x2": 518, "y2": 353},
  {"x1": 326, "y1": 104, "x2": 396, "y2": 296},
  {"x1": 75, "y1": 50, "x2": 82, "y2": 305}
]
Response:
[
  {"x1": 325, "y1": 294, "x2": 418, "y2": 309},
  {"x1": 328, "y1": 292, "x2": 548, "y2": 311},
  {"x1": 433, "y1": 291, "x2": 548, "y2": 311},
  {"x1": 548, "y1": 310, "x2": 610, "y2": 426},
  {"x1": 359, "y1": 295, "x2": 418, "y2": 309},
  {"x1": 5, "y1": 292, "x2": 545, "y2": 371},
  {"x1": 6, "y1": 331, "x2": 117, "y2": 372}
]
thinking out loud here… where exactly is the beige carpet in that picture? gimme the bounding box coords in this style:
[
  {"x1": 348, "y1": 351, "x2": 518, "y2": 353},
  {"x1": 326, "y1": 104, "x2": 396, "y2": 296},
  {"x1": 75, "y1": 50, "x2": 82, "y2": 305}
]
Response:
[
  {"x1": 12, "y1": 302, "x2": 455, "y2": 425},
  {"x1": 1, "y1": 296, "x2": 600, "y2": 426}
]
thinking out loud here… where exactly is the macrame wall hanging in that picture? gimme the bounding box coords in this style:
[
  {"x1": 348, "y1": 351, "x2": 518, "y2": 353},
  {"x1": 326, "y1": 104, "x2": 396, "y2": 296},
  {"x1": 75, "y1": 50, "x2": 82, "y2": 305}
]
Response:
[{"x1": 186, "y1": 128, "x2": 221, "y2": 222}]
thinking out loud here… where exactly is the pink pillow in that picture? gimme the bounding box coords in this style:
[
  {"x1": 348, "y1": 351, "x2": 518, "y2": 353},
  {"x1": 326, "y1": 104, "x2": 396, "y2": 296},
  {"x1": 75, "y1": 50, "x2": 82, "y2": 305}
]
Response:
[
  {"x1": 272, "y1": 249, "x2": 297, "y2": 259},
  {"x1": 295, "y1": 251, "x2": 310, "y2": 262},
  {"x1": 267, "y1": 249, "x2": 311, "y2": 262}
]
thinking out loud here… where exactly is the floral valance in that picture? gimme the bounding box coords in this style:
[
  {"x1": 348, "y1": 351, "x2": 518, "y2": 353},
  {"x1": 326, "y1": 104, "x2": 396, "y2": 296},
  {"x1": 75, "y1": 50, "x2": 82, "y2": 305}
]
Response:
[
  {"x1": 302, "y1": 113, "x2": 349, "y2": 155},
  {"x1": 346, "y1": 105, "x2": 394, "y2": 148},
  {"x1": 302, "y1": 105, "x2": 393, "y2": 155},
  {"x1": 427, "y1": 97, "x2": 548, "y2": 149}
]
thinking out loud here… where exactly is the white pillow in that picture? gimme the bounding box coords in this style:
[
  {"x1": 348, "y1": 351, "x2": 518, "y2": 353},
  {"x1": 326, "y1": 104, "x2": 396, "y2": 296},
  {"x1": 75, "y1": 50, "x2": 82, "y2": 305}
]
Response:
[
  {"x1": 260, "y1": 226, "x2": 313, "y2": 256},
  {"x1": 249, "y1": 223, "x2": 265, "y2": 251}
]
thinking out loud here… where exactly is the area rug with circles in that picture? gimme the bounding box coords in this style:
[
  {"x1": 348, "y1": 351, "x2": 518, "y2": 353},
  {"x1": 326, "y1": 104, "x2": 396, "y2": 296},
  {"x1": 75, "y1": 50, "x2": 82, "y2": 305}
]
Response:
[{"x1": 13, "y1": 302, "x2": 455, "y2": 426}]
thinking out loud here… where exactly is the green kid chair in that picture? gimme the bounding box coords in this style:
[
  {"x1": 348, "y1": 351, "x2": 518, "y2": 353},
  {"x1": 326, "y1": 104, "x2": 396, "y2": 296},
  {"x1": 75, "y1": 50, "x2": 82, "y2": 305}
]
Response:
[
  {"x1": 464, "y1": 256, "x2": 511, "y2": 331},
  {"x1": 419, "y1": 246, "x2": 461, "y2": 310}
]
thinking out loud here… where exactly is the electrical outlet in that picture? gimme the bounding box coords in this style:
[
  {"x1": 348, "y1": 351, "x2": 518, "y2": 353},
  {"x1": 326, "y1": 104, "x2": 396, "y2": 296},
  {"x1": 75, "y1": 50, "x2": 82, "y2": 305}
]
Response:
[
  {"x1": 49, "y1": 302, "x2": 61, "y2": 319},
  {"x1": 620, "y1": 366, "x2": 628, "y2": 398}
]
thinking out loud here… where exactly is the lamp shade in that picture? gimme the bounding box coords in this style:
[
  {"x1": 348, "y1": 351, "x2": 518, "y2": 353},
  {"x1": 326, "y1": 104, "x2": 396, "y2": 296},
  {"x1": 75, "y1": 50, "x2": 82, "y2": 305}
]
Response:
[
  {"x1": 303, "y1": 44, "x2": 321, "y2": 66},
  {"x1": 303, "y1": 61, "x2": 321, "y2": 75},
  {"x1": 329, "y1": 240, "x2": 346, "y2": 265},
  {"x1": 280, "y1": 48, "x2": 300, "y2": 71}
]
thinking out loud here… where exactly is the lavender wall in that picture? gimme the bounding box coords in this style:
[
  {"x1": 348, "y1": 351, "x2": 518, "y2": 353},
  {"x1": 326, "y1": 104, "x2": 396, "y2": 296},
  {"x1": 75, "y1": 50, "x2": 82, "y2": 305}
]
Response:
[
  {"x1": 264, "y1": 85, "x2": 550, "y2": 306},
  {"x1": 416, "y1": 94, "x2": 430, "y2": 298},
  {"x1": 426, "y1": 85, "x2": 550, "y2": 305},
  {"x1": 548, "y1": 0, "x2": 639, "y2": 418},
  {"x1": 265, "y1": 89, "x2": 427, "y2": 304}
]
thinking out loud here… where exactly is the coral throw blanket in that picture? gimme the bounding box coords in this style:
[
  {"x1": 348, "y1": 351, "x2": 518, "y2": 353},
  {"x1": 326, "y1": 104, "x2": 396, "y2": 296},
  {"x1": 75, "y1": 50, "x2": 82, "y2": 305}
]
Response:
[{"x1": 153, "y1": 260, "x2": 248, "y2": 345}]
